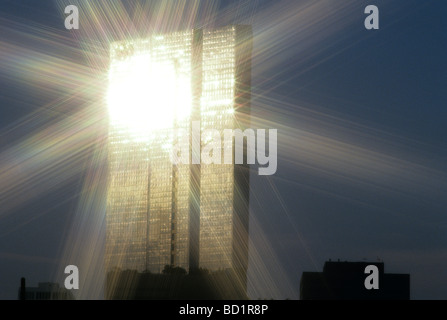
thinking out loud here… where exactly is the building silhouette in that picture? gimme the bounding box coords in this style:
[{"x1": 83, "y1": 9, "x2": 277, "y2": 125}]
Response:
[
  {"x1": 300, "y1": 261, "x2": 410, "y2": 300},
  {"x1": 106, "y1": 268, "x2": 248, "y2": 300},
  {"x1": 18, "y1": 281, "x2": 74, "y2": 300},
  {"x1": 106, "y1": 26, "x2": 252, "y2": 299}
]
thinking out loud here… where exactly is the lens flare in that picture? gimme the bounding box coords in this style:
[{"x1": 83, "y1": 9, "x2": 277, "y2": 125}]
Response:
[{"x1": 107, "y1": 48, "x2": 192, "y2": 138}]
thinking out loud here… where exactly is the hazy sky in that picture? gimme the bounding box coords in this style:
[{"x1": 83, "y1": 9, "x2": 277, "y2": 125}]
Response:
[{"x1": 0, "y1": 0, "x2": 446, "y2": 299}]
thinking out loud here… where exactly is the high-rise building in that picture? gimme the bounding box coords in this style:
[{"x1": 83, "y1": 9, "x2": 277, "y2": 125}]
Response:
[{"x1": 105, "y1": 26, "x2": 252, "y2": 295}]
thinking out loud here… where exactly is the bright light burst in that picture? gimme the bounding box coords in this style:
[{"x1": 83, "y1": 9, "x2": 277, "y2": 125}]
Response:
[
  {"x1": 0, "y1": 0, "x2": 444, "y2": 300},
  {"x1": 107, "y1": 50, "x2": 192, "y2": 137}
]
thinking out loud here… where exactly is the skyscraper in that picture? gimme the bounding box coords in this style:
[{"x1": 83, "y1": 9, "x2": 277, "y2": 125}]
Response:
[{"x1": 106, "y1": 26, "x2": 252, "y2": 294}]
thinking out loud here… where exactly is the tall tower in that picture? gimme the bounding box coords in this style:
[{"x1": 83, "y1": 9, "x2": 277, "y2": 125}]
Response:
[{"x1": 106, "y1": 26, "x2": 252, "y2": 293}]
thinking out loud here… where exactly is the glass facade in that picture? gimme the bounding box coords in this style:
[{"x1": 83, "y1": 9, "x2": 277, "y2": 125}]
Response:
[
  {"x1": 106, "y1": 26, "x2": 252, "y2": 279},
  {"x1": 200, "y1": 27, "x2": 236, "y2": 271}
]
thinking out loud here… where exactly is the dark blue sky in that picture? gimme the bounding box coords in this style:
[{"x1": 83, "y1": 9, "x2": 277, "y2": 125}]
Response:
[{"x1": 0, "y1": 0, "x2": 446, "y2": 299}]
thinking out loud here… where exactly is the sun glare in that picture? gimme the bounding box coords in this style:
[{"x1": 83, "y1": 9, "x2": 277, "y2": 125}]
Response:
[{"x1": 107, "y1": 51, "x2": 192, "y2": 139}]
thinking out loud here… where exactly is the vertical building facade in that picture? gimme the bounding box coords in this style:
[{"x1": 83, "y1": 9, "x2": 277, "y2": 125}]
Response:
[{"x1": 106, "y1": 26, "x2": 252, "y2": 288}]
